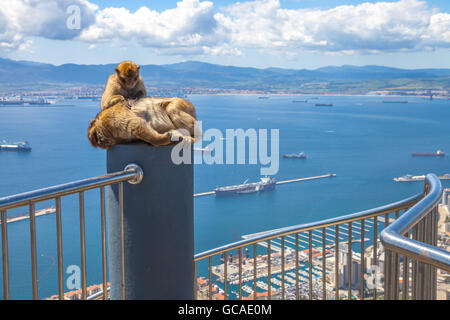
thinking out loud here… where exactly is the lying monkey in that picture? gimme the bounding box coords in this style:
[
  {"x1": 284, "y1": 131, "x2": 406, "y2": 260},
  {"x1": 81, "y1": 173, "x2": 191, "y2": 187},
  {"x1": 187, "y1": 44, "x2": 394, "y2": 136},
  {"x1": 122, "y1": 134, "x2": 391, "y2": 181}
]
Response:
[{"x1": 88, "y1": 97, "x2": 201, "y2": 149}]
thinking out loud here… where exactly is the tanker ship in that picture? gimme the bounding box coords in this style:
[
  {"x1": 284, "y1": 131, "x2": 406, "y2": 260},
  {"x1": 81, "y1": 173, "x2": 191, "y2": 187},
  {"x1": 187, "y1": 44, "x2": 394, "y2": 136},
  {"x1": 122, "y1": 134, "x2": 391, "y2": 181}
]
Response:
[
  {"x1": 411, "y1": 150, "x2": 445, "y2": 157},
  {"x1": 214, "y1": 177, "x2": 276, "y2": 196}
]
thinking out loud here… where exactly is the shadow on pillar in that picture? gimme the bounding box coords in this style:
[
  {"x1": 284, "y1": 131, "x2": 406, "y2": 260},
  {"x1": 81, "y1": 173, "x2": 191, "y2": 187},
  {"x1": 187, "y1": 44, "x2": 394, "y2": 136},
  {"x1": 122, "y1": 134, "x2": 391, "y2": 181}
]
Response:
[{"x1": 107, "y1": 142, "x2": 194, "y2": 300}]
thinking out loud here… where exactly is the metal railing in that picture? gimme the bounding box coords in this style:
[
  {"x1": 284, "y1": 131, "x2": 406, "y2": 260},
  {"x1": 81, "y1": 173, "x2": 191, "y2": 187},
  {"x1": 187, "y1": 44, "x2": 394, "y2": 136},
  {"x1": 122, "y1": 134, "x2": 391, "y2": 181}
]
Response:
[
  {"x1": 381, "y1": 174, "x2": 450, "y2": 300},
  {"x1": 194, "y1": 174, "x2": 448, "y2": 300},
  {"x1": 0, "y1": 163, "x2": 143, "y2": 300},
  {"x1": 0, "y1": 169, "x2": 447, "y2": 300}
]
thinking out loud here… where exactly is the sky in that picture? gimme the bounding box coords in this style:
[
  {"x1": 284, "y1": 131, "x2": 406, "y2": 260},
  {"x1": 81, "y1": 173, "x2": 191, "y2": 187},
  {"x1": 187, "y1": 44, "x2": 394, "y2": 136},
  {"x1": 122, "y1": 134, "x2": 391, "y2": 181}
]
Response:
[{"x1": 1, "y1": 0, "x2": 450, "y2": 69}]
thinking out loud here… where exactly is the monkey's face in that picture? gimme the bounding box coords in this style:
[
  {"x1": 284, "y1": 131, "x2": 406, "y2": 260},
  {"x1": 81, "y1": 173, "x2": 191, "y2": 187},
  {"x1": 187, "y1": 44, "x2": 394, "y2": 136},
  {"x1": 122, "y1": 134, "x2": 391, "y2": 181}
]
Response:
[
  {"x1": 88, "y1": 118, "x2": 115, "y2": 149},
  {"x1": 115, "y1": 61, "x2": 141, "y2": 90}
]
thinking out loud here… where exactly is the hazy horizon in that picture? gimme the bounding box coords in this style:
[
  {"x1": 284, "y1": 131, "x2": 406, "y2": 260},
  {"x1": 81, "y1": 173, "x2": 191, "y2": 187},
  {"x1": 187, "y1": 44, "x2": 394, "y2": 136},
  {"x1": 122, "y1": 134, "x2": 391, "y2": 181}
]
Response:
[{"x1": 5, "y1": 57, "x2": 450, "y2": 71}]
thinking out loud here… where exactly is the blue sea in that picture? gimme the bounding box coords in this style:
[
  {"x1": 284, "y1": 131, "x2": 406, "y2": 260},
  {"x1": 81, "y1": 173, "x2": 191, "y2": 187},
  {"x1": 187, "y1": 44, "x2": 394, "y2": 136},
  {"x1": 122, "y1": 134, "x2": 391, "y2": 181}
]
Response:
[{"x1": 0, "y1": 95, "x2": 449, "y2": 299}]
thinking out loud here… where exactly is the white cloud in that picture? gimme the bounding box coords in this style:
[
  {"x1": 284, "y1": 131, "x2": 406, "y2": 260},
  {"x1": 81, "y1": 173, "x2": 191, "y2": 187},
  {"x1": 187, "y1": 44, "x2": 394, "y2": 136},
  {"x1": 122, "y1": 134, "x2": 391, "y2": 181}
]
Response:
[
  {"x1": 78, "y1": 0, "x2": 223, "y2": 56},
  {"x1": 0, "y1": 0, "x2": 97, "y2": 53},
  {"x1": 216, "y1": 0, "x2": 447, "y2": 54},
  {"x1": 0, "y1": 0, "x2": 449, "y2": 57},
  {"x1": 424, "y1": 12, "x2": 450, "y2": 47}
]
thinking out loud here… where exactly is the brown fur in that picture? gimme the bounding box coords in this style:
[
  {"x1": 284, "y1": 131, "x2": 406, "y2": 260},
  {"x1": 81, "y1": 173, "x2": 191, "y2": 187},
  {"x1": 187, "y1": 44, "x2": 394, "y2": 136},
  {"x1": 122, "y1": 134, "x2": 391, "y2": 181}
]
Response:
[
  {"x1": 88, "y1": 97, "x2": 202, "y2": 149},
  {"x1": 101, "y1": 61, "x2": 147, "y2": 111}
]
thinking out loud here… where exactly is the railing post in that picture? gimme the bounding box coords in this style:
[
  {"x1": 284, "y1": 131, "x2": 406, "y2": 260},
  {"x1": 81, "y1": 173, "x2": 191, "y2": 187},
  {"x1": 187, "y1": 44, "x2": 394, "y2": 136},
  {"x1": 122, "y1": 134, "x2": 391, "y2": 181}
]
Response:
[{"x1": 106, "y1": 142, "x2": 194, "y2": 300}]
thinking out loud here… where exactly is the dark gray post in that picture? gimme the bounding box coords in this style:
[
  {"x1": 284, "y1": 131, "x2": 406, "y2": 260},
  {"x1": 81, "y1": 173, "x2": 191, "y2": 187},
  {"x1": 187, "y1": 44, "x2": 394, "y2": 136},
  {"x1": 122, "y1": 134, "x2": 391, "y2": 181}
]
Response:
[{"x1": 106, "y1": 142, "x2": 194, "y2": 300}]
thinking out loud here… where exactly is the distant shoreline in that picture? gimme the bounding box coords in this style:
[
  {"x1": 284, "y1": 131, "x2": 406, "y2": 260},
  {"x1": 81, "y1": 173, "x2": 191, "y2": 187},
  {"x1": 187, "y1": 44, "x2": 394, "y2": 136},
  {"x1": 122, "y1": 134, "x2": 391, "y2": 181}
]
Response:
[{"x1": 187, "y1": 93, "x2": 446, "y2": 99}]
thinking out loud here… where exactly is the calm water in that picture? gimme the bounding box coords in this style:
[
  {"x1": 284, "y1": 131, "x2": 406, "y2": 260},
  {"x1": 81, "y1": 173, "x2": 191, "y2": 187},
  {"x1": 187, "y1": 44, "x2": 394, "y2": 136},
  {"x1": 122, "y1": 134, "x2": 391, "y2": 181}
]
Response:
[{"x1": 0, "y1": 95, "x2": 449, "y2": 299}]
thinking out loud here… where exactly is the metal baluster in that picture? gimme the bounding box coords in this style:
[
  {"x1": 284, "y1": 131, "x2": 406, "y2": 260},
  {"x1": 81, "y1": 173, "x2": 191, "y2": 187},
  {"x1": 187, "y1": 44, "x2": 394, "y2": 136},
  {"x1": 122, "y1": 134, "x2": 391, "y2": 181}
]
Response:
[
  {"x1": 416, "y1": 219, "x2": 425, "y2": 299},
  {"x1": 295, "y1": 233, "x2": 299, "y2": 300},
  {"x1": 360, "y1": 219, "x2": 365, "y2": 300},
  {"x1": 55, "y1": 197, "x2": 64, "y2": 300},
  {"x1": 373, "y1": 216, "x2": 378, "y2": 300},
  {"x1": 281, "y1": 236, "x2": 285, "y2": 300},
  {"x1": 267, "y1": 240, "x2": 271, "y2": 300},
  {"x1": 209, "y1": 256, "x2": 212, "y2": 300},
  {"x1": 432, "y1": 206, "x2": 438, "y2": 300},
  {"x1": 383, "y1": 213, "x2": 390, "y2": 299},
  {"x1": 411, "y1": 226, "x2": 418, "y2": 300},
  {"x1": 424, "y1": 211, "x2": 432, "y2": 300},
  {"x1": 224, "y1": 251, "x2": 228, "y2": 300},
  {"x1": 402, "y1": 254, "x2": 409, "y2": 300},
  {"x1": 384, "y1": 248, "x2": 392, "y2": 299},
  {"x1": 194, "y1": 261, "x2": 198, "y2": 300},
  {"x1": 118, "y1": 183, "x2": 126, "y2": 300},
  {"x1": 253, "y1": 244, "x2": 257, "y2": 300},
  {"x1": 393, "y1": 211, "x2": 400, "y2": 300},
  {"x1": 79, "y1": 192, "x2": 87, "y2": 300},
  {"x1": 239, "y1": 248, "x2": 242, "y2": 300},
  {"x1": 99, "y1": 187, "x2": 108, "y2": 300},
  {"x1": 322, "y1": 227, "x2": 326, "y2": 300},
  {"x1": 348, "y1": 222, "x2": 352, "y2": 299},
  {"x1": 309, "y1": 231, "x2": 313, "y2": 300},
  {"x1": 335, "y1": 225, "x2": 339, "y2": 300},
  {"x1": 1, "y1": 210, "x2": 9, "y2": 300},
  {"x1": 29, "y1": 203, "x2": 38, "y2": 300}
]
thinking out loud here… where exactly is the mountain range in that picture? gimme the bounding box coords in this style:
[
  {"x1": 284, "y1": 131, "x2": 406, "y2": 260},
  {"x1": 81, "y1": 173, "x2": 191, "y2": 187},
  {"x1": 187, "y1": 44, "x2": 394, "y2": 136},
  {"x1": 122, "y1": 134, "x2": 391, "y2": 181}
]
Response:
[{"x1": 0, "y1": 58, "x2": 449, "y2": 93}]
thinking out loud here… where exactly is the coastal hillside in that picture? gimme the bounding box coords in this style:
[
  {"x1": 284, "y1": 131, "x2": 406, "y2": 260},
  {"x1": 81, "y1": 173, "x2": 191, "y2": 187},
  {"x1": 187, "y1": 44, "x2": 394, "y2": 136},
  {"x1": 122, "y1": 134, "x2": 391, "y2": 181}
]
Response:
[{"x1": 0, "y1": 58, "x2": 449, "y2": 93}]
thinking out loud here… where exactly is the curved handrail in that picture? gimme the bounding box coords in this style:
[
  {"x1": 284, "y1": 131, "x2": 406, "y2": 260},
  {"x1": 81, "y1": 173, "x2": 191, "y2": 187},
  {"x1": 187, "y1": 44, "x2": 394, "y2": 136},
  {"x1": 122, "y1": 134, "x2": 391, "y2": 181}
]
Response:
[
  {"x1": 381, "y1": 174, "x2": 450, "y2": 271},
  {"x1": 195, "y1": 188, "x2": 424, "y2": 261}
]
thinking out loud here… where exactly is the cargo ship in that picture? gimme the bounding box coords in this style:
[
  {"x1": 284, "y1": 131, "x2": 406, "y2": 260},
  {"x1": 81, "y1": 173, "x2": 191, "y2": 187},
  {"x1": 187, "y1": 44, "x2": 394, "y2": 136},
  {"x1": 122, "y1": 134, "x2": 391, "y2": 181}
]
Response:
[
  {"x1": 382, "y1": 100, "x2": 408, "y2": 103},
  {"x1": 411, "y1": 150, "x2": 445, "y2": 157},
  {"x1": 0, "y1": 141, "x2": 31, "y2": 151},
  {"x1": 283, "y1": 152, "x2": 307, "y2": 159},
  {"x1": 393, "y1": 174, "x2": 426, "y2": 182},
  {"x1": 293, "y1": 100, "x2": 308, "y2": 103},
  {"x1": 315, "y1": 103, "x2": 333, "y2": 107},
  {"x1": 214, "y1": 177, "x2": 276, "y2": 196},
  {"x1": 394, "y1": 173, "x2": 450, "y2": 182}
]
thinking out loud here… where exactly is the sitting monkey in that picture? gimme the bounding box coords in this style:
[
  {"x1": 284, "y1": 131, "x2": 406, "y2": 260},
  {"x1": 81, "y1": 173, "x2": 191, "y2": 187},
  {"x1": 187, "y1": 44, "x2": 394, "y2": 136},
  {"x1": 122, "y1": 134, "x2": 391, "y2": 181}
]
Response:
[
  {"x1": 101, "y1": 61, "x2": 147, "y2": 110},
  {"x1": 88, "y1": 97, "x2": 201, "y2": 149}
]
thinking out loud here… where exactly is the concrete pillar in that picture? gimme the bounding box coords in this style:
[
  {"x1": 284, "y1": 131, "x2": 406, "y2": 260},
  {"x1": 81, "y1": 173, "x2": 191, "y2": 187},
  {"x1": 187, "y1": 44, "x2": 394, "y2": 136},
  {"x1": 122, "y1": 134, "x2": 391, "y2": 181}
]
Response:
[{"x1": 106, "y1": 142, "x2": 194, "y2": 299}]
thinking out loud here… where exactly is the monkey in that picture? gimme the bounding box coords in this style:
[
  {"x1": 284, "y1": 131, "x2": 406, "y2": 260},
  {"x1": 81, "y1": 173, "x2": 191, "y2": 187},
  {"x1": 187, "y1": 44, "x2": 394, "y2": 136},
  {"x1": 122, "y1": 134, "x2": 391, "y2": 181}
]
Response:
[
  {"x1": 101, "y1": 61, "x2": 147, "y2": 111},
  {"x1": 88, "y1": 97, "x2": 202, "y2": 149}
]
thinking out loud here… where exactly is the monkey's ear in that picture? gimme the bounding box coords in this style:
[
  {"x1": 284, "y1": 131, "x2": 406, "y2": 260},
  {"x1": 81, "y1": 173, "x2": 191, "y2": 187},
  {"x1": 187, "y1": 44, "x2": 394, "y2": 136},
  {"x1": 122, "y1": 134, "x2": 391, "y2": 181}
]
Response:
[
  {"x1": 137, "y1": 65, "x2": 141, "y2": 70},
  {"x1": 114, "y1": 68, "x2": 120, "y2": 75}
]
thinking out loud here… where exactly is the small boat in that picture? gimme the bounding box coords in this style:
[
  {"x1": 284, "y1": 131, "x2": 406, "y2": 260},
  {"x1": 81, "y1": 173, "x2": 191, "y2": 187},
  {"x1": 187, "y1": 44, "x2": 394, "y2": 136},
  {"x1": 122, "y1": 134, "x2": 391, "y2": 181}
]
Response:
[
  {"x1": 293, "y1": 100, "x2": 308, "y2": 103},
  {"x1": 258, "y1": 96, "x2": 269, "y2": 99},
  {"x1": 283, "y1": 152, "x2": 307, "y2": 159},
  {"x1": 315, "y1": 103, "x2": 333, "y2": 107}
]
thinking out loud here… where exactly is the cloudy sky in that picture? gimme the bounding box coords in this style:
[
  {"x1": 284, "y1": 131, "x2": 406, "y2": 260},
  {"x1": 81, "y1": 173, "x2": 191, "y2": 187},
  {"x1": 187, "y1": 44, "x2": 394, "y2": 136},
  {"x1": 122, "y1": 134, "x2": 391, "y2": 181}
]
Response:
[{"x1": 1, "y1": 0, "x2": 450, "y2": 69}]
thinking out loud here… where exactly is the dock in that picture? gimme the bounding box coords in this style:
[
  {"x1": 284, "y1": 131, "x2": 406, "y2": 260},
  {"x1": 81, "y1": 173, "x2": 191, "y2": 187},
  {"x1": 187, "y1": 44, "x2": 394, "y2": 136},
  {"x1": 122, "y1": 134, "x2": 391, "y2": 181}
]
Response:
[{"x1": 194, "y1": 173, "x2": 336, "y2": 197}]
